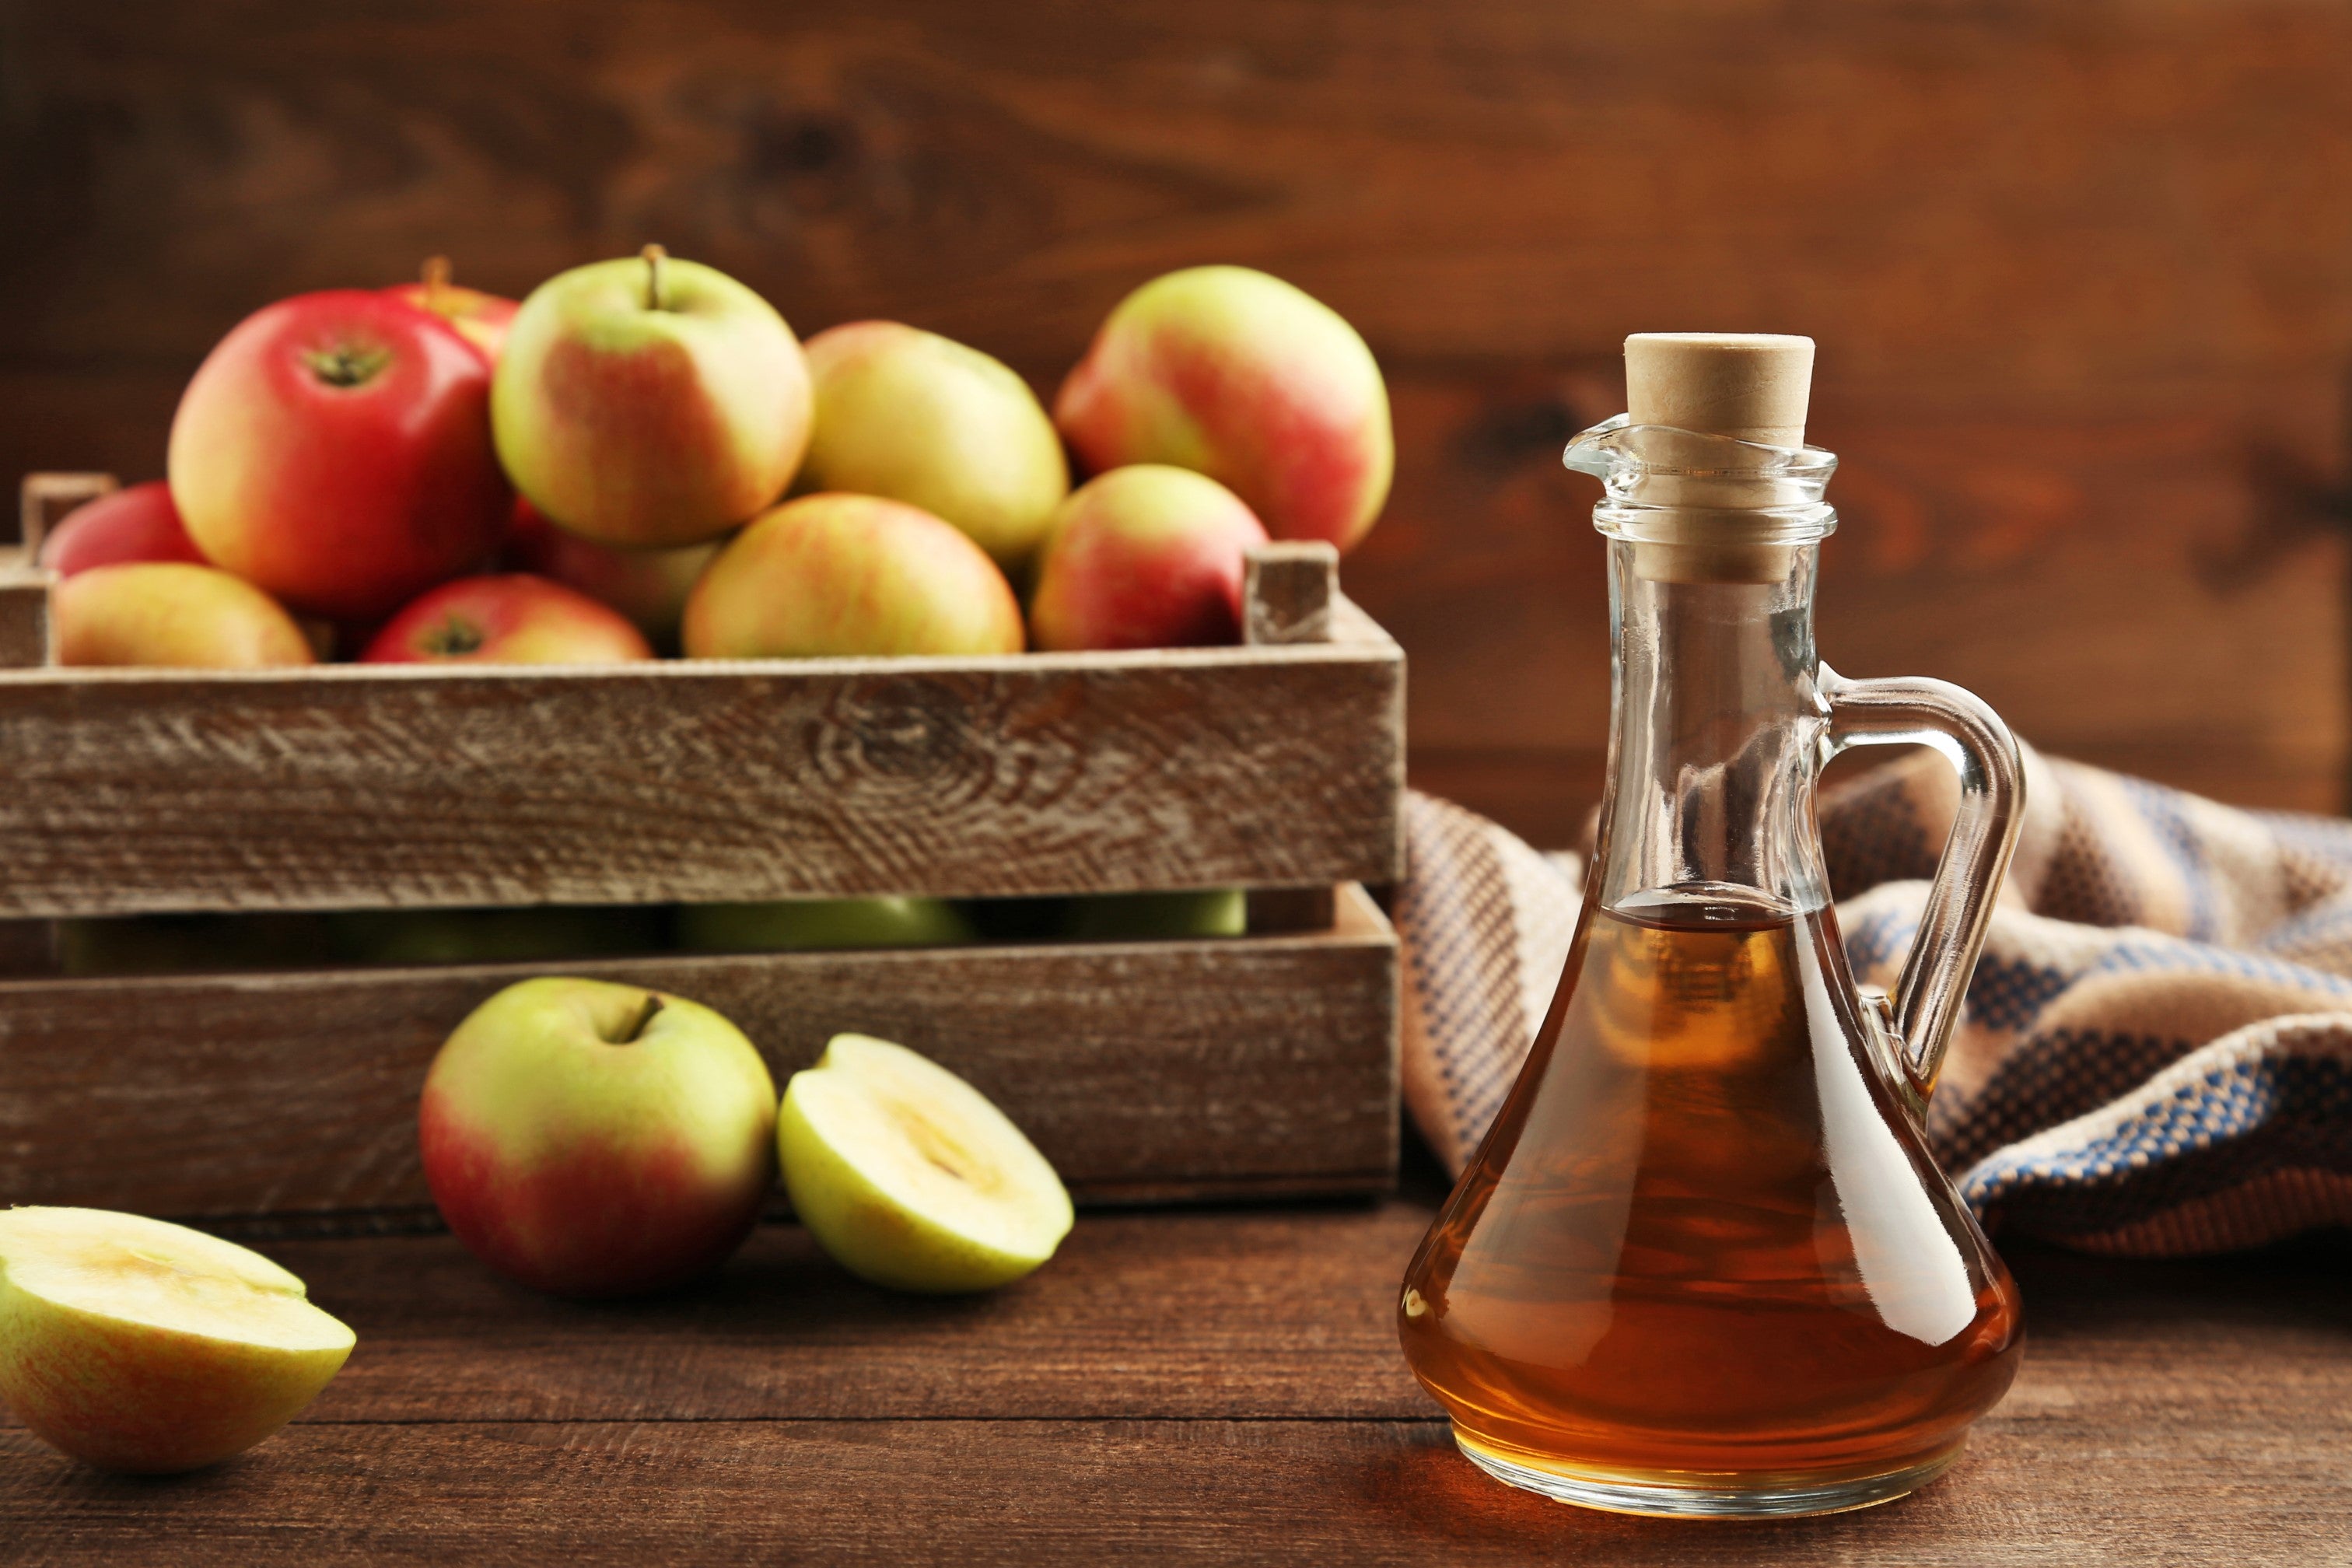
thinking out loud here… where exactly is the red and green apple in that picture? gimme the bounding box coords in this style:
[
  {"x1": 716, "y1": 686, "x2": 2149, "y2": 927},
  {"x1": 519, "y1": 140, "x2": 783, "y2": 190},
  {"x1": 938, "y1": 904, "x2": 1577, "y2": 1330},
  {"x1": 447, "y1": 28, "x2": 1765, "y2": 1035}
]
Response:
[
  {"x1": 797, "y1": 322, "x2": 1068, "y2": 573},
  {"x1": 362, "y1": 573, "x2": 653, "y2": 665},
  {"x1": 0, "y1": 1206, "x2": 354, "y2": 1474},
  {"x1": 1026, "y1": 465, "x2": 1268, "y2": 652},
  {"x1": 418, "y1": 977, "x2": 778, "y2": 1297},
  {"x1": 1054, "y1": 266, "x2": 1391, "y2": 553},
  {"x1": 492, "y1": 247, "x2": 810, "y2": 548},
  {"x1": 37, "y1": 481, "x2": 206, "y2": 577},
  {"x1": 683, "y1": 493, "x2": 1024, "y2": 659},
  {"x1": 55, "y1": 562, "x2": 315, "y2": 670}
]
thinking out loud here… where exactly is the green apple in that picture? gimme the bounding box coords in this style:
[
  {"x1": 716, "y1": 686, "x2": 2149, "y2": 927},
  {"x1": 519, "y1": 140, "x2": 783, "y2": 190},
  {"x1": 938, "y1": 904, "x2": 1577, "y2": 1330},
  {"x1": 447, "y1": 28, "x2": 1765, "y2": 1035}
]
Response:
[
  {"x1": 418, "y1": 978, "x2": 778, "y2": 1296},
  {"x1": 0, "y1": 1206, "x2": 354, "y2": 1474},
  {"x1": 778, "y1": 1034, "x2": 1073, "y2": 1293},
  {"x1": 1062, "y1": 888, "x2": 1247, "y2": 940},
  {"x1": 492, "y1": 246, "x2": 811, "y2": 548},
  {"x1": 797, "y1": 321, "x2": 1069, "y2": 573},
  {"x1": 330, "y1": 905, "x2": 666, "y2": 966},
  {"x1": 674, "y1": 897, "x2": 974, "y2": 954}
]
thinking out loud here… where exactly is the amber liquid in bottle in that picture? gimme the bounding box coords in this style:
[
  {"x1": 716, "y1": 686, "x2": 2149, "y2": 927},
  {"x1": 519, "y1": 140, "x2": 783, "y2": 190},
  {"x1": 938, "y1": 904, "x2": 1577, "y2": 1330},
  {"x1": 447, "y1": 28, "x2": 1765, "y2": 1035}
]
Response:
[{"x1": 1400, "y1": 889, "x2": 2023, "y2": 1506}]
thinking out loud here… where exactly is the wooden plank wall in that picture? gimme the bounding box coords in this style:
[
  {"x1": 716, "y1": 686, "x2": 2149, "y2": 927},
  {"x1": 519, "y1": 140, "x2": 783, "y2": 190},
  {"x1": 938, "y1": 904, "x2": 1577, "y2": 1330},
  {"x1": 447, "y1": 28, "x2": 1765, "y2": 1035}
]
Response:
[{"x1": 2, "y1": 1, "x2": 2347, "y2": 844}]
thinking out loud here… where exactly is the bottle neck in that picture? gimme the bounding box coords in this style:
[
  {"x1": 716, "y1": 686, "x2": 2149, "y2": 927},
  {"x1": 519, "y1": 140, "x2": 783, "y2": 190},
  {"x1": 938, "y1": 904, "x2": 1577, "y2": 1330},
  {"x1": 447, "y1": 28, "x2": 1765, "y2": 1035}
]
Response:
[{"x1": 1587, "y1": 540, "x2": 1832, "y2": 918}]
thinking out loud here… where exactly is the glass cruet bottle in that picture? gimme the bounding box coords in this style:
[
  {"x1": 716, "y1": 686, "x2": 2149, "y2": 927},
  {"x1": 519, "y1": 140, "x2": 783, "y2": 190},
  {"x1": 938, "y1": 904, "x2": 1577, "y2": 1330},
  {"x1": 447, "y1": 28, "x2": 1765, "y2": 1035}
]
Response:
[{"x1": 1398, "y1": 334, "x2": 2028, "y2": 1519}]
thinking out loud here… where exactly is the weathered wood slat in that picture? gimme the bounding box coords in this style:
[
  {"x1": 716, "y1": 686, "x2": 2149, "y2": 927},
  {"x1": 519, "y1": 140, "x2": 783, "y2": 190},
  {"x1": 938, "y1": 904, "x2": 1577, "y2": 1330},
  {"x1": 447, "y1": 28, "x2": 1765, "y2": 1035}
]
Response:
[
  {"x1": 1244, "y1": 541, "x2": 1336, "y2": 647},
  {"x1": 0, "y1": 885, "x2": 1399, "y2": 1218},
  {"x1": 0, "y1": 494, "x2": 1403, "y2": 913},
  {"x1": 0, "y1": 567, "x2": 54, "y2": 670},
  {"x1": 0, "y1": 639, "x2": 1402, "y2": 917}
]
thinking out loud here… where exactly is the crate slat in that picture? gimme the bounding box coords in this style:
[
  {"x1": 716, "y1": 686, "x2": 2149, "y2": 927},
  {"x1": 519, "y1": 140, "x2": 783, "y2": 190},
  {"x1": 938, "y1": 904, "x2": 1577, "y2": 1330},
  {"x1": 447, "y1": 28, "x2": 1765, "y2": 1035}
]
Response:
[
  {"x1": 0, "y1": 619, "x2": 1401, "y2": 918},
  {"x1": 0, "y1": 885, "x2": 1399, "y2": 1220}
]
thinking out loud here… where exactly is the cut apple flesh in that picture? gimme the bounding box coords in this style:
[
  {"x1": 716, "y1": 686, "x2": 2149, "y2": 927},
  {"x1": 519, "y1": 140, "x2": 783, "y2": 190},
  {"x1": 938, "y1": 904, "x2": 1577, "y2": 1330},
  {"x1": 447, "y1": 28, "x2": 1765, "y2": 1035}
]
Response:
[
  {"x1": 0, "y1": 1208, "x2": 351, "y2": 1352},
  {"x1": 0, "y1": 1207, "x2": 355, "y2": 1473},
  {"x1": 781, "y1": 1034, "x2": 1073, "y2": 1292}
]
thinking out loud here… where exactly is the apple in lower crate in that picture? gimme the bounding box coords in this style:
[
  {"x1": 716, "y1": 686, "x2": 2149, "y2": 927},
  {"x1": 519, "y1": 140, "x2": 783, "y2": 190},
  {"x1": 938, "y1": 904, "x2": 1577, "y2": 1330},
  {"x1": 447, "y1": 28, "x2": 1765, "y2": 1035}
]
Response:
[
  {"x1": 493, "y1": 247, "x2": 811, "y2": 548},
  {"x1": 1063, "y1": 888, "x2": 1246, "y2": 940},
  {"x1": 1027, "y1": 466, "x2": 1269, "y2": 652},
  {"x1": 362, "y1": 574, "x2": 653, "y2": 664},
  {"x1": 383, "y1": 257, "x2": 519, "y2": 365},
  {"x1": 331, "y1": 905, "x2": 666, "y2": 966},
  {"x1": 418, "y1": 978, "x2": 779, "y2": 1296},
  {"x1": 503, "y1": 497, "x2": 719, "y2": 647},
  {"x1": 682, "y1": 493, "x2": 1024, "y2": 658},
  {"x1": 675, "y1": 897, "x2": 974, "y2": 954},
  {"x1": 168, "y1": 289, "x2": 513, "y2": 621},
  {"x1": 1054, "y1": 265, "x2": 1393, "y2": 553},
  {"x1": 797, "y1": 322, "x2": 1069, "y2": 572},
  {"x1": 58, "y1": 912, "x2": 338, "y2": 977},
  {"x1": 37, "y1": 481, "x2": 206, "y2": 577},
  {"x1": 56, "y1": 562, "x2": 315, "y2": 669},
  {"x1": 778, "y1": 1034, "x2": 1073, "y2": 1293},
  {"x1": 0, "y1": 1207, "x2": 354, "y2": 1474}
]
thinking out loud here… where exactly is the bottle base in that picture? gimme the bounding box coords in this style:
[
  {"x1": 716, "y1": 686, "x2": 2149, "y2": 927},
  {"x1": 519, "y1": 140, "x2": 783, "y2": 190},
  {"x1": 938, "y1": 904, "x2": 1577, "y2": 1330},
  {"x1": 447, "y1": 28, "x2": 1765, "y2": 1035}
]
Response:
[{"x1": 1452, "y1": 1430, "x2": 1965, "y2": 1519}]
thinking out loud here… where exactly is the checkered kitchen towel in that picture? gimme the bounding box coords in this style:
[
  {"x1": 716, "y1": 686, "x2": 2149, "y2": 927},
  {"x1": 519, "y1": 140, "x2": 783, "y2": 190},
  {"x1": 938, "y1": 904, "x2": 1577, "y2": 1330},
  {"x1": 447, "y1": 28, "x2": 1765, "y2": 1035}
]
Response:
[{"x1": 1398, "y1": 746, "x2": 2352, "y2": 1256}]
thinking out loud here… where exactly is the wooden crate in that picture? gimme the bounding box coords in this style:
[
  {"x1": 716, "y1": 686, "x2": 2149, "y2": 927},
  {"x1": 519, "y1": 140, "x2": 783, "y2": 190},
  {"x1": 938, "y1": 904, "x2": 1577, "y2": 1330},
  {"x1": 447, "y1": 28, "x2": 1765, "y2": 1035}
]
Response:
[{"x1": 0, "y1": 476, "x2": 1405, "y2": 1225}]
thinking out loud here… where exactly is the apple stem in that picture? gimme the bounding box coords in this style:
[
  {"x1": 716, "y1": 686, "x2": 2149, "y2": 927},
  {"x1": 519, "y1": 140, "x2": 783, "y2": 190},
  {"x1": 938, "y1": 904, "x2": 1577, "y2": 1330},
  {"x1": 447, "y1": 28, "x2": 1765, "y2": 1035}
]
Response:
[
  {"x1": 422, "y1": 254, "x2": 452, "y2": 307},
  {"x1": 616, "y1": 992, "x2": 665, "y2": 1045},
  {"x1": 641, "y1": 243, "x2": 668, "y2": 311}
]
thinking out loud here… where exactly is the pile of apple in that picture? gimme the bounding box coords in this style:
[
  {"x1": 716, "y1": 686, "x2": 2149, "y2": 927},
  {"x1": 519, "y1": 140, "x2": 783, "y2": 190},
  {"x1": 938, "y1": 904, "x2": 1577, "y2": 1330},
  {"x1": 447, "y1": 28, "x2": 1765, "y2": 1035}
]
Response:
[{"x1": 44, "y1": 251, "x2": 1391, "y2": 669}]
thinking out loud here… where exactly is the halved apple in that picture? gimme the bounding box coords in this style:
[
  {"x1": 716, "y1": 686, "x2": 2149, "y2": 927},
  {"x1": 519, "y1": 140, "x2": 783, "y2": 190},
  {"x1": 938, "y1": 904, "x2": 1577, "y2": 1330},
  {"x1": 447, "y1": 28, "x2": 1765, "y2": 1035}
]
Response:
[
  {"x1": 0, "y1": 1207, "x2": 355, "y2": 1473},
  {"x1": 778, "y1": 1034, "x2": 1073, "y2": 1293}
]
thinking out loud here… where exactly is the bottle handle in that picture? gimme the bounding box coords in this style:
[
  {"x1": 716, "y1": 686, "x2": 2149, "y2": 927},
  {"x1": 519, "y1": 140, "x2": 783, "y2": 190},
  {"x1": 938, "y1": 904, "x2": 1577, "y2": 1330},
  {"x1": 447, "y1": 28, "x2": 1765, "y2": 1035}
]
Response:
[{"x1": 1820, "y1": 666, "x2": 2025, "y2": 1101}]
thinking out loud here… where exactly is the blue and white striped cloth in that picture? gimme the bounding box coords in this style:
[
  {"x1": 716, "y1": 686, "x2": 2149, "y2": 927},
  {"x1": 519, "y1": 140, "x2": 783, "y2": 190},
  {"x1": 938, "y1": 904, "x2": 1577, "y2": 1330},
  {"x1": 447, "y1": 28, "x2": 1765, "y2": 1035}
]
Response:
[{"x1": 1398, "y1": 746, "x2": 2352, "y2": 1256}]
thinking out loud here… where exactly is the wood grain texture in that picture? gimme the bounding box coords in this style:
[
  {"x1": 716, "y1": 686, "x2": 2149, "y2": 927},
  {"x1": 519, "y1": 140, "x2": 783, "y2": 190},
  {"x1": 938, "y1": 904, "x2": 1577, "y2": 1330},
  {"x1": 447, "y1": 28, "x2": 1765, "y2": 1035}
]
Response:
[
  {"x1": 1243, "y1": 541, "x2": 1335, "y2": 646},
  {"x1": 15, "y1": 473, "x2": 114, "y2": 558},
  {"x1": 0, "y1": 885, "x2": 1399, "y2": 1217},
  {"x1": 1367, "y1": 373, "x2": 2352, "y2": 828},
  {"x1": 1, "y1": 1201, "x2": 2343, "y2": 1566},
  {"x1": 0, "y1": 639, "x2": 1401, "y2": 915},
  {"x1": 2, "y1": 2, "x2": 2347, "y2": 832},
  {"x1": 0, "y1": 568, "x2": 54, "y2": 670}
]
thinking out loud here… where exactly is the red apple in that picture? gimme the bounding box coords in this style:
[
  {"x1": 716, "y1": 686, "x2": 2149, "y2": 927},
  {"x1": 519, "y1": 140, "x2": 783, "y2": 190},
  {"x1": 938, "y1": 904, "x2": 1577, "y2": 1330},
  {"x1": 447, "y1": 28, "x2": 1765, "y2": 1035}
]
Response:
[
  {"x1": 1027, "y1": 465, "x2": 1269, "y2": 652},
  {"x1": 418, "y1": 977, "x2": 779, "y2": 1297},
  {"x1": 383, "y1": 256, "x2": 520, "y2": 365},
  {"x1": 56, "y1": 563, "x2": 316, "y2": 669},
  {"x1": 502, "y1": 497, "x2": 717, "y2": 649},
  {"x1": 168, "y1": 289, "x2": 513, "y2": 621},
  {"x1": 362, "y1": 574, "x2": 653, "y2": 665},
  {"x1": 35, "y1": 481, "x2": 206, "y2": 577},
  {"x1": 683, "y1": 493, "x2": 1024, "y2": 659},
  {"x1": 1054, "y1": 266, "x2": 1391, "y2": 553},
  {"x1": 492, "y1": 247, "x2": 810, "y2": 548}
]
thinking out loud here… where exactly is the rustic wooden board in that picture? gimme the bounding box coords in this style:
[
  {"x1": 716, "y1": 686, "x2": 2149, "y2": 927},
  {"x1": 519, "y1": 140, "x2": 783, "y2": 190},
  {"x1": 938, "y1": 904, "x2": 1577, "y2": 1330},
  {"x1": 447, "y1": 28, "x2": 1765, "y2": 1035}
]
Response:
[
  {"x1": 1, "y1": 1201, "x2": 2343, "y2": 1566},
  {"x1": 0, "y1": 588, "x2": 1402, "y2": 917},
  {"x1": 1367, "y1": 375, "x2": 2352, "y2": 831},
  {"x1": 0, "y1": 885, "x2": 1398, "y2": 1218}
]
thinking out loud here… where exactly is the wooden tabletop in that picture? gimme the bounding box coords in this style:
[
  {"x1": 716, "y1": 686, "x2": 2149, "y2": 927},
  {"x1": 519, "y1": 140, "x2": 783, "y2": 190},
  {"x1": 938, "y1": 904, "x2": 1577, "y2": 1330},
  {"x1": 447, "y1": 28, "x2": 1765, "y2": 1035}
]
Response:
[{"x1": 3, "y1": 1189, "x2": 2347, "y2": 1566}]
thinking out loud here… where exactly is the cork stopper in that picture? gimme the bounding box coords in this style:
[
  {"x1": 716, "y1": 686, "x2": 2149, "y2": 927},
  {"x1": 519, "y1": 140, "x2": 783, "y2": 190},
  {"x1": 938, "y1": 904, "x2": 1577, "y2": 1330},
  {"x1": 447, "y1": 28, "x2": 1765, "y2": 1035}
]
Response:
[
  {"x1": 1616, "y1": 333, "x2": 1818, "y2": 584},
  {"x1": 1625, "y1": 333, "x2": 1815, "y2": 448}
]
